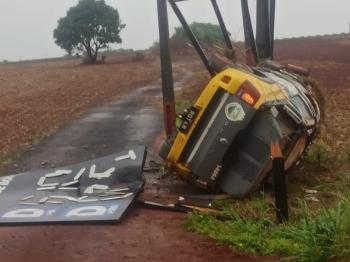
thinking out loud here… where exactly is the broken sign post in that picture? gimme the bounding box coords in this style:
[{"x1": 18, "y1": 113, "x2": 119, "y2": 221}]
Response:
[
  {"x1": 270, "y1": 141, "x2": 289, "y2": 223},
  {"x1": 0, "y1": 147, "x2": 146, "y2": 225}
]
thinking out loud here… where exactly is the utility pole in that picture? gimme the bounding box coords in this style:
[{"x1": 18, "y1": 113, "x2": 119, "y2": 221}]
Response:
[{"x1": 157, "y1": 0, "x2": 177, "y2": 142}]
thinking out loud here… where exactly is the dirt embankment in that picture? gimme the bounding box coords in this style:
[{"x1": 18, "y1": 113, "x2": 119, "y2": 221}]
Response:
[
  {"x1": 0, "y1": 55, "x2": 159, "y2": 160},
  {"x1": 274, "y1": 35, "x2": 350, "y2": 150}
]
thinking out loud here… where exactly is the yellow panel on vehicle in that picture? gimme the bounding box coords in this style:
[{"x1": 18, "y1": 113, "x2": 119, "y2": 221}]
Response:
[{"x1": 167, "y1": 67, "x2": 287, "y2": 181}]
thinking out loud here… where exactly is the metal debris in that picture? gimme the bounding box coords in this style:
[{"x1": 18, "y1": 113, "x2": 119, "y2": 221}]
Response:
[
  {"x1": 304, "y1": 189, "x2": 318, "y2": 194},
  {"x1": 305, "y1": 194, "x2": 319, "y2": 202}
]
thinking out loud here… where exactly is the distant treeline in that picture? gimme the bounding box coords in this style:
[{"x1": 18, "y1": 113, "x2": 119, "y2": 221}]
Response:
[
  {"x1": 274, "y1": 32, "x2": 349, "y2": 42},
  {"x1": 1, "y1": 48, "x2": 147, "y2": 65},
  {"x1": 1, "y1": 55, "x2": 77, "y2": 65}
]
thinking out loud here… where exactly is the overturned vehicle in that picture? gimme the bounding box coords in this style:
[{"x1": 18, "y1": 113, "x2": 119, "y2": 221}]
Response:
[
  {"x1": 158, "y1": 0, "x2": 322, "y2": 197},
  {"x1": 163, "y1": 55, "x2": 321, "y2": 197}
]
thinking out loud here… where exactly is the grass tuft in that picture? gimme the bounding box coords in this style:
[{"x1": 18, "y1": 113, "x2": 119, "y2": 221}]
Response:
[
  {"x1": 303, "y1": 139, "x2": 333, "y2": 166},
  {"x1": 32, "y1": 133, "x2": 49, "y2": 145},
  {"x1": 184, "y1": 195, "x2": 350, "y2": 261},
  {"x1": 175, "y1": 98, "x2": 193, "y2": 128},
  {"x1": 0, "y1": 157, "x2": 14, "y2": 167}
]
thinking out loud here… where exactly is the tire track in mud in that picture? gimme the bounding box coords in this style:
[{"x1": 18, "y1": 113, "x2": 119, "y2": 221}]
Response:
[{"x1": 0, "y1": 65, "x2": 191, "y2": 175}]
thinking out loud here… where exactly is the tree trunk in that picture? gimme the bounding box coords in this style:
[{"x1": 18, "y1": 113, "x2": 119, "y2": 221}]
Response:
[
  {"x1": 86, "y1": 46, "x2": 96, "y2": 62},
  {"x1": 94, "y1": 48, "x2": 99, "y2": 62}
]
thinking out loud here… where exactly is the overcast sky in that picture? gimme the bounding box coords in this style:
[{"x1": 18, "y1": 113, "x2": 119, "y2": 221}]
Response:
[{"x1": 0, "y1": 0, "x2": 349, "y2": 61}]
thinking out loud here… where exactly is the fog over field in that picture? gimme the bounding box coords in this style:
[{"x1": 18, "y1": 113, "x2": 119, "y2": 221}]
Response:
[{"x1": 0, "y1": 0, "x2": 349, "y2": 61}]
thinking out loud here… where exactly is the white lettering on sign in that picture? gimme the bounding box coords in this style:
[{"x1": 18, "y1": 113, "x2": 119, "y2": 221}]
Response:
[
  {"x1": 46, "y1": 210, "x2": 57, "y2": 216},
  {"x1": 0, "y1": 176, "x2": 13, "y2": 195},
  {"x1": 2, "y1": 208, "x2": 45, "y2": 218},
  {"x1": 2, "y1": 205, "x2": 118, "y2": 219},
  {"x1": 65, "y1": 206, "x2": 107, "y2": 217},
  {"x1": 107, "y1": 205, "x2": 118, "y2": 215},
  {"x1": 210, "y1": 165, "x2": 222, "y2": 181}
]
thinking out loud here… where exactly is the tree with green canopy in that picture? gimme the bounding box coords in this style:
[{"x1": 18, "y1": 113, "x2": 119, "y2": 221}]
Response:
[
  {"x1": 53, "y1": 0, "x2": 125, "y2": 62},
  {"x1": 172, "y1": 22, "x2": 230, "y2": 47}
]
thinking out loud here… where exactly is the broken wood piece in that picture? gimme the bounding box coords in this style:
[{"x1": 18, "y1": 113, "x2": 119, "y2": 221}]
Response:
[
  {"x1": 271, "y1": 140, "x2": 289, "y2": 223},
  {"x1": 135, "y1": 200, "x2": 188, "y2": 213},
  {"x1": 174, "y1": 203, "x2": 222, "y2": 214},
  {"x1": 179, "y1": 194, "x2": 230, "y2": 200}
]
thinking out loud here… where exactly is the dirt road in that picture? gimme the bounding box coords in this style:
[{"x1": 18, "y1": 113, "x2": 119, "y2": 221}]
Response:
[{"x1": 0, "y1": 67, "x2": 264, "y2": 262}]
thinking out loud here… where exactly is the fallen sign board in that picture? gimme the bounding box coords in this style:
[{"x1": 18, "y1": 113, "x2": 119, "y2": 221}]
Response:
[{"x1": 0, "y1": 146, "x2": 146, "y2": 225}]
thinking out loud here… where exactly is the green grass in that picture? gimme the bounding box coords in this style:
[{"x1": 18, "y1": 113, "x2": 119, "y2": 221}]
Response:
[
  {"x1": 0, "y1": 153, "x2": 20, "y2": 169},
  {"x1": 32, "y1": 133, "x2": 48, "y2": 145},
  {"x1": 344, "y1": 145, "x2": 350, "y2": 162},
  {"x1": 0, "y1": 133, "x2": 49, "y2": 170},
  {"x1": 303, "y1": 139, "x2": 333, "y2": 166},
  {"x1": 182, "y1": 139, "x2": 350, "y2": 261},
  {"x1": 183, "y1": 212, "x2": 298, "y2": 257},
  {"x1": 175, "y1": 97, "x2": 193, "y2": 128},
  {"x1": 184, "y1": 195, "x2": 350, "y2": 261},
  {"x1": 0, "y1": 157, "x2": 15, "y2": 167}
]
